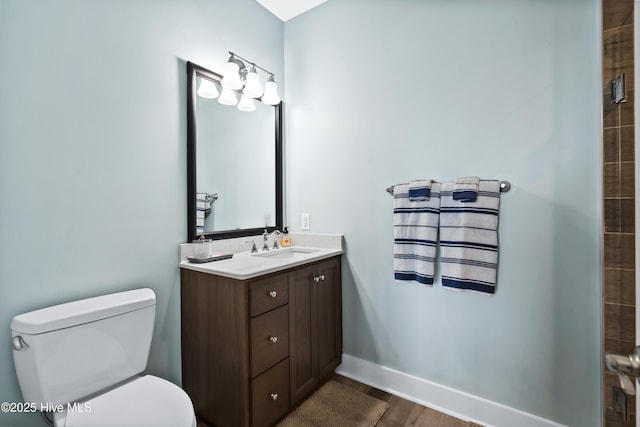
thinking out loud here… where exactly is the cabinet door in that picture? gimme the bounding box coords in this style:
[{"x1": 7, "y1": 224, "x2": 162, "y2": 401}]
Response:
[
  {"x1": 288, "y1": 264, "x2": 318, "y2": 406},
  {"x1": 316, "y1": 257, "x2": 342, "y2": 379}
]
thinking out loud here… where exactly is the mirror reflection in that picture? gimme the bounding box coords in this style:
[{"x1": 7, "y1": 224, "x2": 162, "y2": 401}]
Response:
[
  {"x1": 196, "y1": 76, "x2": 275, "y2": 233},
  {"x1": 186, "y1": 61, "x2": 282, "y2": 242}
]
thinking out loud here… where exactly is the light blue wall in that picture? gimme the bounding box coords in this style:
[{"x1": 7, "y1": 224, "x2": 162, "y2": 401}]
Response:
[
  {"x1": 0, "y1": 1, "x2": 282, "y2": 425},
  {"x1": 284, "y1": 0, "x2": 601, "y2": 425}
]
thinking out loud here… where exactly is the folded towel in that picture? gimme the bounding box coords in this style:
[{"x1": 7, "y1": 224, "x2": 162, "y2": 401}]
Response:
[
  {"x1": 452, "y1": 176, "x2": 479, "y2": 202},
  {"x1": 393, "y1": 182, "x2": 441, "y2": 285},
  {"x1": 439, "y1": 180, "x2": 500, "y2": 295},
  {"x1": 408, "y1": 179, "x2": 432, "y2": 201},
  {"x1": 196, "y1": 193, "x2": 211, "y2": 210}
]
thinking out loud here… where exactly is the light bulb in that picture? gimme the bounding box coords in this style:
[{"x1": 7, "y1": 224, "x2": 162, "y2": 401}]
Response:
[
  {"x1": 242, "y1": 66, "x2": 263, "y2": 98},
  {"x1": 218, "y1": 88, "x2": 238, "y2": 106},
  {"x1": 197, "y1": 79, "x2": 219, "y2": 99},
  {"x1": 221, "y1": 56, "x2": 244, "y2": 90},
  {"x1": 238, "y1": 95, "x2": 256, "y2": 112},
  {"x1": 261, "y1": 75, "x2": 280, "y2": 106}
]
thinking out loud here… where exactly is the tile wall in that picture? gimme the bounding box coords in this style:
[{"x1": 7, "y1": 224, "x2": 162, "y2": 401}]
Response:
[{"x1": 603, "y1": 0, "x2": 636, "y2": 425}]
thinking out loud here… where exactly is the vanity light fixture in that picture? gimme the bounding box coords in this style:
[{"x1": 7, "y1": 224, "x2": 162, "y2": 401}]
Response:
[
  {"x1": 197, "y1": 78, "x2": 219, "y2": 99},
  {"x1": 243, "y1": 65, "x2": 264, "y2": 98},
  {"x1": 220, "y1": 54, "x2": 245, "y2": 90},
  {"x1": 220, "y1": 51, "x2": 281, "y2": 109},
  {"x1": 261, "y1": 74, "x2": 281, "y2": 106}
]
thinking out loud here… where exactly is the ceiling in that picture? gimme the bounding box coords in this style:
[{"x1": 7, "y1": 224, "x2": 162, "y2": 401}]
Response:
[{"x1": 255, "y1": 0, "x2": 329, "y2": 21}]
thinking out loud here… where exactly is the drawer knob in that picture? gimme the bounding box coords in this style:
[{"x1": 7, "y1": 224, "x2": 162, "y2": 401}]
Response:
[
  {"x1": 269, "y1": 290, "x2": 277, "y2": 298},
  {"x1": 271, "y1": 393, "x2": 278, "y2": 401},
  {"x1": 269, "y1": 336, "x2": 278, "y2": 343}
]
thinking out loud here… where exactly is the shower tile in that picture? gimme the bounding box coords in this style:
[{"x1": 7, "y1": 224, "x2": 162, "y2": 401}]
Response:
[
  {"x1": 603, "y1": 0, "x2": 633, "y2": 31},
  {"x1": 604, "y1": 128, "x2": 619, "y2": 163},
  {"x1": 604, "y1": 337, "x2": 637, "y2": 361},
  {"x1": 604, "y1": 163, "x2": 620, "y2": 198},
  {"x1": 605, "y1": 372, "x2": 637, "y2": 417},
  {"x1": 620, "y1": 198, "x2": 635, "y2": 233},
  {"x1": 604, "y1": 302, "x2": 635, "y2": 342},
  {"x1": 603, "y1": 30, "x2": 619, "y2": 68},
  {"x1": 620, "y1": 162, "x2": 635, "y2": 198},
  {"x1": 604, "y1": 199, "x2": 621, "y2": 233},
  {"x1": 604, "y1": 268, "x2": 635, "y2": 305},
  {"x1": 604, "y1": 233, "x2": 635, "y2": 270},
  {"x1": 620, "y1": 89, "x2": 634, "y2": 126},
  {"x1": 620, "y1": 126, "x2": 635, "y2": 161},
  {"x1": 603, "y1": 93, "x2": 619, "y2": 128}
]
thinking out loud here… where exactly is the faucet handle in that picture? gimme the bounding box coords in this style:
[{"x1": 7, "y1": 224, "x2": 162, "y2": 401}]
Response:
[{"x1": 245, "y1": 240, "x2": 258, "y2": 253}]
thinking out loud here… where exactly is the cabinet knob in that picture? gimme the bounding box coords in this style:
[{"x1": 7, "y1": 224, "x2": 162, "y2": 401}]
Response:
[
  {"x1": 320, "y1": 274, "x2": 325, "y2": 281},
  {"x1": 269, "y1": 290, "x2": 277, "y2": 298},
  {"x1": 269, "y1": 336, "x2": 278, "y2": 343},
  {"x1": 313, "y1": 276, "x2": 320, "y2": 283},
  {"x1": 271, "y1": 393, "x2": 278, "y2": 401}
]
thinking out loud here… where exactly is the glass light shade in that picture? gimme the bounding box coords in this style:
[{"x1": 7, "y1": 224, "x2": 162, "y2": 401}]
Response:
[
  {"x1": 221, "y1": 61, "x2": 243, "y2": 90},
  {"x1": 237, "y1": 95, "x2": 256, "y2": 112},
  {"x1": 261, "y1": 79, "x2": 281, "y2": 106},
  {"x1": 218, "y1": 88, "x2": 238, "y2": 106},
  {"x1": 197, "y1": 79, "x2": 219, "y2": 99},
  {"x1": 242, "y1": 68, "x2": 263, "y2": 98}
]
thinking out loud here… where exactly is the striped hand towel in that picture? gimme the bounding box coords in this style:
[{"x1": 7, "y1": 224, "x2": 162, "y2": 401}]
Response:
[
  {"x1": 408, "y1": 179, "x2": 432, "y2": 201},
  {"x1": 440, "y1": 180, "x2": 500, "y2": 295},
  {"x1": 393, "y1": 182, "x2": 441, "y2": 285},
  {"x1": 196, "y1": 193, "x2": 210, "y2": 234},
  {"x1": 452, "y1": 176, "x2": 479, "y2": 202}
]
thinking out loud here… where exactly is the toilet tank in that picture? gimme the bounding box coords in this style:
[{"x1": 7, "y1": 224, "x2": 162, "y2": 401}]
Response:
[{"x1": 10, "y1": 288, "x2": 156, "y2": 406}]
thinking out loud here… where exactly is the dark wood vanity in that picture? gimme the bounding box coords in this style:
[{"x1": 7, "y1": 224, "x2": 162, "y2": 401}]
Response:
[{"x1": 180, "y1": 256, "x2": 342, "y2": 427}]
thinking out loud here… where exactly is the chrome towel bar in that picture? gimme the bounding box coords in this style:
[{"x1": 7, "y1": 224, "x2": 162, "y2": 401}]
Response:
[{"x1": 386, "y1": 180, "x2": 511, "y2": 195}]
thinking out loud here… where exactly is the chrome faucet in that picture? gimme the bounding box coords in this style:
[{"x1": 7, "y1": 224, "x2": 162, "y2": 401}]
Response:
[
  {"x1": 271, "y1": 230, "x2": 282, "y2": 250},
  {"x1": 262, "y1": 229, "x2": 270, "y2": 251},
  {"x1": 245, "y1": 240, "x2": 258, "y2": 253}
]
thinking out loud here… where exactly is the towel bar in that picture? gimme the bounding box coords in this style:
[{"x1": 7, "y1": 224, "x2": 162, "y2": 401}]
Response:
[{"x1": 385, "y1": 180, "x2": 511, "y2": 195}]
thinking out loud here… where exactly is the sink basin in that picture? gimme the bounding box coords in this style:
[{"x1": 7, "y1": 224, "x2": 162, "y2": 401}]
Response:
[{"x1": 252, "y1": 247, "x2": 319, "y2": 260}]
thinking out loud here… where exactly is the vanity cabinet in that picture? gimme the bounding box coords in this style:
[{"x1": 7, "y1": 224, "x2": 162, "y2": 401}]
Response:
[
  {"x1": 180, "y1": 256, "x2": 341, "y2": 427},
  {"x1": 289, "y1": 257, "x2": 342, "y2": 406}
]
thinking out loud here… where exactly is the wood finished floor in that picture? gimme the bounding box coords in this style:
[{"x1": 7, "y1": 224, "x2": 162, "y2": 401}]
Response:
[
  {"x1": 197, "y1": 373, "x2": 482, "y2": 427},
  {"x1": 332, "y1": 374, "x2": 482, "y2": 427}
]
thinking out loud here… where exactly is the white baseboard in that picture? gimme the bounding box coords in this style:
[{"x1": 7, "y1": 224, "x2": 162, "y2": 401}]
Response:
[{"x1": 335, "y1": 354, "x2": 565, "y2": 427}]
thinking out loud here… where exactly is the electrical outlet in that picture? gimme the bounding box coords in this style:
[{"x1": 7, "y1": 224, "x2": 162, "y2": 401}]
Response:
[{"x1": 301, "y1": 213, "x2": 310, "y2": 230}]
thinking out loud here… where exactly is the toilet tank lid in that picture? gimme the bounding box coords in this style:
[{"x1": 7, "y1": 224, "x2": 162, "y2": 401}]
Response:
[{"x1": 11, "y1": 288, "x2": 156, "y2": 335}]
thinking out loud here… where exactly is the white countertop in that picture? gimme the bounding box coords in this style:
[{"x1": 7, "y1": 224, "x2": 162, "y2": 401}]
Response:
[
  {"x1": 179, "y1": 233, "x2": 344, "y2": 280},
  {"x1": 179, "y1": 246, "x2": 343, "y2": 280}
]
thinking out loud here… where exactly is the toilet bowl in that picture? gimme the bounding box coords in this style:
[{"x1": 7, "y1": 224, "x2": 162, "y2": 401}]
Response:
[{"x1": 10, "y1": 288, "x2": 196, "y2": 427}]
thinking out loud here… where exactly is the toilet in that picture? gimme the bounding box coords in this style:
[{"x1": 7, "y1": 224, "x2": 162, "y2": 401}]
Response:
[{"x1": 10, "y1": 288, "x2": 196, "y2": 427}]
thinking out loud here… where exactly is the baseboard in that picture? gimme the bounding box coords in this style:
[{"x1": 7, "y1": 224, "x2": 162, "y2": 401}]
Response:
[{"x1": 335, "y1": 354, "x2": 566, "y2": 427}]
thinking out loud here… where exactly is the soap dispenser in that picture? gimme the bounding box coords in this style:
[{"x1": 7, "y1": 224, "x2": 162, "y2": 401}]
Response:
[{"x1": 281, "y1": 227, "x2": 291, "y2": 247}]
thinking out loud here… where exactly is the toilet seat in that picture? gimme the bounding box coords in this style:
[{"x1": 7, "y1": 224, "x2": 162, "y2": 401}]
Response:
[{"x1": 58, "y1": 375, "x2": 195, "y2": 427}]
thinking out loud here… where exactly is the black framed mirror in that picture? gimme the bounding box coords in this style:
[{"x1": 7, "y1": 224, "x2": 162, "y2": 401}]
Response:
[{"x1": 187, "y1": 61, "x2": 283, "y2": 242}]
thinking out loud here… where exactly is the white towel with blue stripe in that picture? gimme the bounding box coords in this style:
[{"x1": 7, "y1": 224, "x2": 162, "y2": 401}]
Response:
[
  {"x1": 196, "y1": 193, "x2": 211, "y2": 234},
  {"x1": 439, "y1": 180, "x2": 500, "y2": 295},
  {"x1": 408, "y1": 179, "x2": 432, "y2": 201},
  {"x1": 452, "y1": 176, "x2": 479, "y2": 202},
  {"x1": 393, "y1": 182, "x2": 441, "y2": 285}
]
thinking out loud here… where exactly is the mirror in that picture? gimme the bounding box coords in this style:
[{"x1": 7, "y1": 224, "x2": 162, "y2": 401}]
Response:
[{"x1": 187, "y1": 61, "x2": 283, "y2": 242}]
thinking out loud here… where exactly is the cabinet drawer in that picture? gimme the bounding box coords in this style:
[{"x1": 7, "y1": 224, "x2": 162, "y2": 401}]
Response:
[
  {"x1": 250, "y1": 305, "x2": 289, "y2": 377},
  {"x1": 251, "y1": 358, "x2": 290, "y2": 427},
  {"x1": 250, "y1": 273, "x2": 289, "y2": 317}
]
